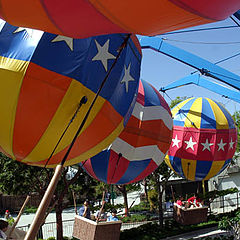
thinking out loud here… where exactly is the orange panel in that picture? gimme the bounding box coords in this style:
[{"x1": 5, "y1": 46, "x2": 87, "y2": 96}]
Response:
[
  {"x1": 0, "y1": 0, "x2": 62, "y2": 35},
  {"x1": 31, "y1": 100, "x2": 123, "y2": 166},
  {"x1": 120, "y1": 118, "x2": 172, "y2": 148},
  {"x1": 89, "y1": 0, "x2": 213, "y2": 35},
  {"x1": 13, "y1": 62, "x2": 71, "y2": 160}
]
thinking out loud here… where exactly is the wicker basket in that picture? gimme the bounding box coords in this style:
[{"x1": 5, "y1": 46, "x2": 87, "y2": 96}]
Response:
[
  {"x1": 173, "y1": 203, "x2": 208, "y2": 225},
  {"x1": 73, "y1": 215, "x2": 122, "y2": 240}
]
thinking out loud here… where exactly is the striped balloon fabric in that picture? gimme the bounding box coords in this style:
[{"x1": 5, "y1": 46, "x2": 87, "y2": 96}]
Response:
[
  {"x1": 165, "y1": 97, "x2": 237, "y2": 181},
  {"x1": 0, "y1": 1, "x2": 239, "y2": 38},
  {"x1": 82, "y1": 80, "x2": 173, "y2": 184},
  {"x1": 0, "y1": 22, "x2": 141, "y2": 167}
]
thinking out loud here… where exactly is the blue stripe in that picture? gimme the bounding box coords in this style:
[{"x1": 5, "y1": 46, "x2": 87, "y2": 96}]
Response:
[
  {"x1": 169, "y1": 156, "x2": 185, "y2": 178},
  {"x1": 215, "y1": 102, "x2": 235, "y2": 129},
  {"x1": 217, "y1": 159, "x2": 231, "y2": 175},
  {"x1": 141, "y1": 80, "x2": 160, "y2": 107},
  {"x1": 200, "y1": 98, "x2": 216, "y2": 129},
  {"x1": 116, "y1": 159, "x2": 151, "y2": 184},
  {"x1": 173, "y1": 98, "x2": 196, "y2": 127},
  {"x1": 0, "y1": 23, "x2": 41, "y2": 61},
  {"x1": 88, "y1": 150, "x2": 110, "y2": 183},
  {"x1": 195, "y1": 160, "x2": 212, "y2": 180}
]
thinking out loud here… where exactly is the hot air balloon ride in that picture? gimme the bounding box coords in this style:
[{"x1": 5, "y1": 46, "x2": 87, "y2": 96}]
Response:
[
  {"x1": 81, "y1": 79, "x2": 173, "y2": 184},
  {"x1": 165, "y1": 97, "x2": 237, "y2": 181},
  {"x1": 0, "y1": 1, "x2": 239, "y2": 38},
  {"x1": 0, "y1": 22, "x2": 142, "y2": 168}
]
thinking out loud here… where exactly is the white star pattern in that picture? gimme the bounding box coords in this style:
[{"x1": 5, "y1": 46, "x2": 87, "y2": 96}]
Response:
[
  {"x1": 121, "y1": 63, "x2": 135, "y2": 93},
  {"x1": 201, "y1": 139, "x2": 214, "y2": 152},
  {"x1": 229, "y1": 138, "x2": 235, "y2": 149},
  {"x1": 172, "y1": 135, "x2": 181, "y2": 148},
  {"x1": 51, "y1": 35, "x2": 74, "y2": 51},
  {"x1": 217, "y1": 139, "x2": 227, "y2": 151},
  {"x1": 184, "y1": 137, "x2": 197, "y2": 151},
  {"x1": 92, "y1": 39, "x2": 115, "y2": 71},
  {"x1": 13, "y1": 27, "x2": 33, "y2": 37}
]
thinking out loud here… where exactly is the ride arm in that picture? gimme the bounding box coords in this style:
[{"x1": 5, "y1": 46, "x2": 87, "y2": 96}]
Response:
[
  {"x1": 160, "y1": 74, "x2": 240, "y2": 104},
  {"x1": 139, "y1": 36, "x2": 240, "y2": 91}
]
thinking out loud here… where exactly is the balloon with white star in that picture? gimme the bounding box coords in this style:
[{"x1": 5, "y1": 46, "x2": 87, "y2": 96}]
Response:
[
  {"x1": 81, "y1": 79, "x2": 173, "y2": 184},
  {"x1": 165, "y1": 97, "x2": 237, "y2": 181},
  {"x1": 0, "y1": 22, "x2": 142, "y2": 168}
]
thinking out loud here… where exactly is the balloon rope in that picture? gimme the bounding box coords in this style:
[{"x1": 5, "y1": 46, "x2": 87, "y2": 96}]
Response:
[
  {"x1": 43, "y1": 96, "x2": 88, "y2": 168},
  {"x1": 60, "y1": 34, "x2": 132, "y2": 167}
]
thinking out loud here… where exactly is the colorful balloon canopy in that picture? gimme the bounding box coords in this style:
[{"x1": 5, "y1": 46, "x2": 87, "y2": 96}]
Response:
[
  {"x1": 165, "y1": 97, "x2": 237, "y2": 181},
  {"x1": 81, "y1": 79, "x2": 173, "y2": 184},
  {"x1": 0, "y1": 1, "x2": 239, "y2": 38},
  {"x1": 0, "y1": 22, "x2": 142, "y2": 167}
]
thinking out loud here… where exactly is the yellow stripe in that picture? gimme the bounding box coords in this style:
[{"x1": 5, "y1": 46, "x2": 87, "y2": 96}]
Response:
[
  {"x1": 207, "y1": 98, "x2": 228, "y2": 129},
  {"x1": 184, "y1": 97, "x2": 202, "y2": 128},
  {"x1": 204, "y1": 161, "x2": 225, "y2": 180},
  {"x1": 164, "y1": 155, "x2": 175, "y2": 172},
  {"x1": 23, "y1": 80, "x2": 105, "y2": 163},
  {"x1": 181, "y1": 158, "x2": 197, "y2": 181},
  {"x1": 26, "y1": 120, "x2": 125, "y2": 168},
  {"x1": 171, "y1": 97, "x2": 194, "y2": 117},
  {"x1": 0, "y1": 56, "x2": 29, "y2": 159}
]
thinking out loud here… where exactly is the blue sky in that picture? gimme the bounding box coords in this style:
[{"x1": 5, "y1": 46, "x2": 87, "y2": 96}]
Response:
[{"x1": 139, "y1": 17, "x2": 240, "y2": 115}]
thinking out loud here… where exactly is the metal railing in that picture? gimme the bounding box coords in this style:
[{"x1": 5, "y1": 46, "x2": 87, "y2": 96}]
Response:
[
  {"x1": 18, "y1": 220, "x2": 152, "y2": 239},
  {"x1": 17, "y1": 193, "x2": 240, "y2": 239}
]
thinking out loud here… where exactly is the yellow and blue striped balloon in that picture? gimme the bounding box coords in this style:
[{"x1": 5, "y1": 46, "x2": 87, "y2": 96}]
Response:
[{"x1": 165, "y1": 97, "x2": 237, "y2": 181}]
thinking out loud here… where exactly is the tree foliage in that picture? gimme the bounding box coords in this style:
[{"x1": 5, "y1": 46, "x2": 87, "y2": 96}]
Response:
[
  {"x1": 232, "y1": 110, "x2": 240, "y2": 152},
  {"x1": 169, "y1": 96, "x2": 188, "y2": 109}
]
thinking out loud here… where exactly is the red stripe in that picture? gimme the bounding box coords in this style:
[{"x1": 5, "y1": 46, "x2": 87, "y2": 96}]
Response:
[
  {"x1": 120, "y1": 117, "x2": 172, "y2": 148},
  {"x1": 107, "y1": 150, "x2": 129, "y2": 184},
  {"x1": 13, "y1": 62, "x2": 71, "y2": 160},
  {"x1": 41, "y1": 0, "x2": 127, "y2": 38},
  {"x1": 130, "y1": 35, "x2": 142, "y2": 56},
  {"x1": 136, "y1": 80, "x2": 145, "y2": 106},
  {"x1": 169, "y1": 126, "x2": 237, "y2": 161},
  {"x1": 83, "y1": 159, "x2": 99, "y2": 181}
]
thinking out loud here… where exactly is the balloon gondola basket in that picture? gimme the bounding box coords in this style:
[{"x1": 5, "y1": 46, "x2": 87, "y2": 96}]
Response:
[
  {"x1": 72, "y1": 215, "x2": 122, "y2": 240},
  {"x1": 173, "y1": 203, "x2": 208, "y2": 225}
]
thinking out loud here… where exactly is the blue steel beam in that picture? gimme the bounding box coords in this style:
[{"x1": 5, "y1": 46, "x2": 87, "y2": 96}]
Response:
[
  {"x1": 160, "y1": 74, "x2": 240, "y2": 104},
  {"x1": 139, "y1": 36, "x2": 240, "y2": 91}
]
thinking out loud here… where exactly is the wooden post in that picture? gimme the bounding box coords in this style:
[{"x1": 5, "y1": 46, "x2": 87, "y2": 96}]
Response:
[
  {"x1": 202, "y1": 180, "x2": 206, "y2": 195},
  {"x1": 171, "y1": 185, "x2": 176, "y2": 202},
  {"x1": 7, "y1": 195, "x2": 30, "y2": 240},
  {"x1": 24, "y1": 164, "x2": 63, "y2": 240},
  {"x1": 72, "y1": 191, "x2": 78, "y2": 215},
  {"x1": 96, "y1": 191, "x2": 106, "y2": 223}
]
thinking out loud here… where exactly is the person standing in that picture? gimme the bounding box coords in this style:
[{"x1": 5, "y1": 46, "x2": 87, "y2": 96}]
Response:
[
  {"x1": 79, "y1": 200, "x2": 91, "y2": 219},
  {"x1": 0, "y1": 220, "x2": 9, "y2": 240},
  {"x1": 107, "y1": 209, "x2": 119, "y2": 222}
]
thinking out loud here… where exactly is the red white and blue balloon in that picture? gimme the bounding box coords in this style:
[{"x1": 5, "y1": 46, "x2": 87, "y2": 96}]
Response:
[
  {"x1": 81, "y1": 79, "x2": 173, "y2": 184},
  {"x1": 0, "y1": 22, "x2": 141, "y2": 167},
  {"x1": 165, "y1": 97, "x2": 237, "y2": 181}
]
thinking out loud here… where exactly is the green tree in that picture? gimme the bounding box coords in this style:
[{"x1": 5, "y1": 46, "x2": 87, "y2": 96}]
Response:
[
  {"x1": 146, "y1": 161, "x2": 173, "y2": 228},
  {"x1": 232, "y1": 110, "x2": 240, "y2": 152},
  {"x1": 0, "y1": 153, "x2": 97, "y2": 239},
  {"x1": 169, "y1": 96, "x2": 188, "y2": 109},
  {"x1": 219, "y1": 209, "x2": 240, "y2": 239}
]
